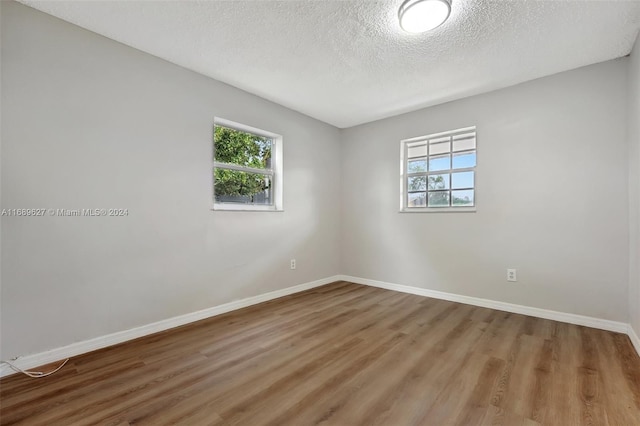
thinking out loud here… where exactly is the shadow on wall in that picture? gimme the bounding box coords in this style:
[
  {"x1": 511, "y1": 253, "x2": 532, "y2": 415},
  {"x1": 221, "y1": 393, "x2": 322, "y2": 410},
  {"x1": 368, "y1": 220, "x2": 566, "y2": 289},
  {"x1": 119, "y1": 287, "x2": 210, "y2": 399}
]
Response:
[{"x1": 203, "y1": 166, "x2": 321, "y2": 302}]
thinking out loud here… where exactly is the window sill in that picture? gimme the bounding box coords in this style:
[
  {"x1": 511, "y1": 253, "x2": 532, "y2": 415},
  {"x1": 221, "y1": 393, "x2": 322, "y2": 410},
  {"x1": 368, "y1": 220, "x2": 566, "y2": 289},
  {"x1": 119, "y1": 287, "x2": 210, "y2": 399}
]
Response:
[
  {"x1": 212, "y1": 203, "x2": 283, "y2": 212},
  {"x1": 399, "y1": 207, "x2": 476, "y2": 213}
]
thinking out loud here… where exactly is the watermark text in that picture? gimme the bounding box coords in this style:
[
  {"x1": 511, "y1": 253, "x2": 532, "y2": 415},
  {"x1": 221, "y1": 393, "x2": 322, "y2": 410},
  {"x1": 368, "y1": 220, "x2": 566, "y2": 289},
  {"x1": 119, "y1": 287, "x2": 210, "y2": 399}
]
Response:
[{"x1": 1, "y1": 208, "x2": 129, "y2": 217}]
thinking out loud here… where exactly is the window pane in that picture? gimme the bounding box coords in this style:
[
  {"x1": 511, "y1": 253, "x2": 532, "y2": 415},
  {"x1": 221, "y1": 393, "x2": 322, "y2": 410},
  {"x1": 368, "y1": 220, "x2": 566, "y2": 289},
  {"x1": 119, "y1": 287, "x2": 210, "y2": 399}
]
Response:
[
  {"x1": 452, "y1": 152, "x2": 476, "y2": 169},
  {"x1": 214, "y1": 125, "x2": 272, "y2": 169},
  {"x1": 407, "y1": 159, "x2": 427, "y2": 173},
  {"x1": 214, "y1": 169, "x2": 272, "y2": 205},
  {"x1": 430, "y1": 136, "x2": 450, "y2": 144},
  {"x1": 453, "y1": 136, "x2": 476, "y2": 152},
  {"x1": 428, "y1": 191, "x2": 450, "y2": 207},
  {"x1": 429, "y1": 142, "x2": 451, "y2": 155},
  {"x1": 407, "y1": 143, "x2": 427, "y2": 158},
  {"x1": 451, "y1": 171, "x2": 474, "y2": 189},
  {"x1": 408, "y1": 192, "x2": 426, "y2": 207},
  {"x1": 429, "y1": 155, "x2": 450, "y2": 172},
  {"x1": 408, "y1": 176, "x2": 427, "y2": 191},
  {"x1": 452, "y1": 190, "x2": 474, "y2": 206},
  {"x1": 428, "y1": 174, "x2": 449, "y2": 190}
]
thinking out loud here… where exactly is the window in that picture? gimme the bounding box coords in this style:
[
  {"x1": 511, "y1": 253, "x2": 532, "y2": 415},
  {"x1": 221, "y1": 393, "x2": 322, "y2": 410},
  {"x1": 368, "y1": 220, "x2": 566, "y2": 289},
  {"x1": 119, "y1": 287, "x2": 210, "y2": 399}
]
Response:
[
  {"x1": 400, "y1": 126, "x2": 476, "y2": 212},
  {"x1": 213, "y1": 118, "x2": 283, "y2": 211}
]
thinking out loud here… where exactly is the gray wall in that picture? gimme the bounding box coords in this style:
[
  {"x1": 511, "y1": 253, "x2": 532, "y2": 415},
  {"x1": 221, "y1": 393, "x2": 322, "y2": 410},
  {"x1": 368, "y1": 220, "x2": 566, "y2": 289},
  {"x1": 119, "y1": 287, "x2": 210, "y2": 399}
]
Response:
[
  {"x1": 341, "y1": 59, "x2": 629, "y2": 322},
  {"x1": 0, "y1": 1, "x2": 341, "y2": 359},
  {"x1": 630, "y1": 32, "x2": 640, "y2": 337}
]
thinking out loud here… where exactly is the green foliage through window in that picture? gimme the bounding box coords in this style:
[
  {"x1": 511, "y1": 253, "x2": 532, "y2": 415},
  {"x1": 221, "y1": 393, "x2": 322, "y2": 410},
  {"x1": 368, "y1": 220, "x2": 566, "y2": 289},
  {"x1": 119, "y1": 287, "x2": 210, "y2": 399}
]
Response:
[
  {"x1": 402, "y1": 127, "x2": 476, "y2": 210},
  {"x1": 214, "y1": 125, "x2": 273, "y2": 204}
]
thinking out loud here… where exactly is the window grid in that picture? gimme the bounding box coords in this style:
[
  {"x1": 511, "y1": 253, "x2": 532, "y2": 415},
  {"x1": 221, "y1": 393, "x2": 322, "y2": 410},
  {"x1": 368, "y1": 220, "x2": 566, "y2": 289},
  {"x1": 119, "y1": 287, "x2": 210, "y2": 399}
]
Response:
[{"x1": 402, "y1": 127, "x2": 476, "y2": 211}]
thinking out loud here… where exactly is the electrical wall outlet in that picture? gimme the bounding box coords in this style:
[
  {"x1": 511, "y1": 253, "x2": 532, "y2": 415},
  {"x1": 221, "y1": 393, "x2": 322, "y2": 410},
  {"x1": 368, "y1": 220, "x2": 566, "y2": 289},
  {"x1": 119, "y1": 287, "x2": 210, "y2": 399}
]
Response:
[
  {"x1": 290, "y1": 259, "x2": 296, "y2": 270},
  {"x1": 507, "y1": 269, "x2": 517, "y2": 282}
]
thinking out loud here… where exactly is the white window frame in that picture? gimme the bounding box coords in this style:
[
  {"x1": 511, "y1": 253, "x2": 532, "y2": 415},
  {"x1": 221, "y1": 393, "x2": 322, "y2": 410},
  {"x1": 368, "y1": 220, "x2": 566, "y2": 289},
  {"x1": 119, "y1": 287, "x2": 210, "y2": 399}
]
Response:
[
  {"x1": 400, "y1": 126, "x2": 477, "y2": 213},
  {"x1": 212, "y1": 117, "x2": 283, "y2": 212}
]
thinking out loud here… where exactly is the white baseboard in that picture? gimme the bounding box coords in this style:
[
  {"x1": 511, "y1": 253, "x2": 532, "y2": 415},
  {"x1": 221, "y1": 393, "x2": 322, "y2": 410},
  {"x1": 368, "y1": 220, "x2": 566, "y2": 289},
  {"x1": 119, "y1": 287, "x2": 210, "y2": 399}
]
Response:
[
  {"x1": 629, "y1": 325, "x2": 640, "y2": 357},
  {"x1": 337, "y1": 275, "x2": 630, "y2": 334},
  {"x1": 4, "y1": 274, "x2": 638, "y2": 379},
  {"x1": 0, "y1": 275, "x2": 341, "y2": 378}
]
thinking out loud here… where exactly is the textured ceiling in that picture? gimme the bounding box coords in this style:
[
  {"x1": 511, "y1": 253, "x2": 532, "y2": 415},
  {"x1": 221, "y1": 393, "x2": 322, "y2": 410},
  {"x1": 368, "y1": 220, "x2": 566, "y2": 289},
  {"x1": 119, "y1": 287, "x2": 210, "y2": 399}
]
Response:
[{"x1": 18, "y1": 0, "x2": 640, "y2": 128}]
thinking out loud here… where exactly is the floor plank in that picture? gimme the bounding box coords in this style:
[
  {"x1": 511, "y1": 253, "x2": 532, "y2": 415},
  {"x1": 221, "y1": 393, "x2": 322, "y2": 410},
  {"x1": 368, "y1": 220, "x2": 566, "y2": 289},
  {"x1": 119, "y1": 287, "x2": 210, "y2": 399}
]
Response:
[{"x1": 1, "y1": 282, "x2": 639, "y2": 425}]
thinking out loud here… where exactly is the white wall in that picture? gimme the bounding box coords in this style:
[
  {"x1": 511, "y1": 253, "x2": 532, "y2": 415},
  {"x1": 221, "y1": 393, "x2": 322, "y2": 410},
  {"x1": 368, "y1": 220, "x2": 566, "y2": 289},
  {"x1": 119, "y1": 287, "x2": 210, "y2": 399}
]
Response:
[
  {"x1": 629, "y1": 32, "x2": 640, "y2": 337},
  {"x1": 341, "y1": 59, "x2": 629, "y2": 322},
  {"x1": 0, "y1": 1, "x2": 341, "y2": 359}
]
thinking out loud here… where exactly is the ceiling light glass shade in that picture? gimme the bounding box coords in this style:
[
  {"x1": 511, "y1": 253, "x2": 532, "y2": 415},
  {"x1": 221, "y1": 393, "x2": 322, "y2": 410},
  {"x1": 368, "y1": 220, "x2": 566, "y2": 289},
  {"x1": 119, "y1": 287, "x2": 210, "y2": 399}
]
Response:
[{"x1": 399, "y1": 0, "x2": 452, "y2": 33}]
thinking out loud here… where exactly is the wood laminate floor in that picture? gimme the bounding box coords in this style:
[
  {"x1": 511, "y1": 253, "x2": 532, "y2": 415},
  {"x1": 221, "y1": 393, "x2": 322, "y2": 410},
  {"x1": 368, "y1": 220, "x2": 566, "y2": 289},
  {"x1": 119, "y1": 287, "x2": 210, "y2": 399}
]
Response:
[{"x1": 1, "y1": 281, "x2": 640, "y2": 425}]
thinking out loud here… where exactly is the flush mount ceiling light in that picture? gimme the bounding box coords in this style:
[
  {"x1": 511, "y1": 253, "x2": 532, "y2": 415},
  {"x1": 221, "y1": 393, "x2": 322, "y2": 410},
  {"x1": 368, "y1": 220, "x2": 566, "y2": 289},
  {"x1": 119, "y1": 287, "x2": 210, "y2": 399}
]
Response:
[{"x1": 399, "y1": 0, "x2": 452, "y2": 33}]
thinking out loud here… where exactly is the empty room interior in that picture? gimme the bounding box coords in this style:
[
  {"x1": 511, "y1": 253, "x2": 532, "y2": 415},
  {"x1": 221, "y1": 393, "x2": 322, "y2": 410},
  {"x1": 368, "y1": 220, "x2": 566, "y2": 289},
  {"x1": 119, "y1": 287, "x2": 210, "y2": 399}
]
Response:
[{"x1": 2, "y1": 0, "x2": 640, "y2": 424}]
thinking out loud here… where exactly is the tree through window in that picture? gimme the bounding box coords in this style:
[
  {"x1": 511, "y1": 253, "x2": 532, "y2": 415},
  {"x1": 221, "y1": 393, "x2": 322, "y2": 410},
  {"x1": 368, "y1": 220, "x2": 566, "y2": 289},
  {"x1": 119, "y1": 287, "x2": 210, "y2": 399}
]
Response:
[
  {"x1": 213, "y1": 119, "x2": 283, "y2": 211},
  {"x1": 401, "y1": 127, "x2": 476, "y2": 212}
]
